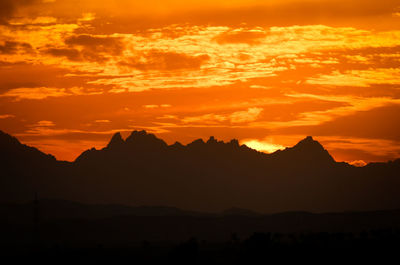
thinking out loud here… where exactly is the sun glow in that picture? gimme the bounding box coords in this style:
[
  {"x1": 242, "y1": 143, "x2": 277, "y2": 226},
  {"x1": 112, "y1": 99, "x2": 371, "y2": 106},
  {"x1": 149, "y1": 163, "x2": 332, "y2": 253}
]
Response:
[{"x1": 241, "y1": 139, "x2": 285, "y2": 154}]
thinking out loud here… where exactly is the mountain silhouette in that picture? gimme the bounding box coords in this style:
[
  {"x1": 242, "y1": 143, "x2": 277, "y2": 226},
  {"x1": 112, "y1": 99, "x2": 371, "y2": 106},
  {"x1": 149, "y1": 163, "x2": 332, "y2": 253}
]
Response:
[
  {"x1": 0, "y1": 130, "x2": 56, "y2": 163},
  {"x1": 272, "y1": 136, "x2": 335, "y2": 164},
  {"x1": 106, "y1": 132, "x2": 125, "y2": 149},
  {"x1": 0, "y1": 130, "x2": 399, "y2": 213}
]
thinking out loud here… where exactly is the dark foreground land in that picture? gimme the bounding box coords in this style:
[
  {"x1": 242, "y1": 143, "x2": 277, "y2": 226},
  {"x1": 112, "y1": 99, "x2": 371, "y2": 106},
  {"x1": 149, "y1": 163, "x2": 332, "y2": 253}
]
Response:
[
  {"x1": 3, "y1": 230, "x2": 400, "y2": 264},
  {"x1": 2, "y1": 200, "x2": 400, "y2": 264}
]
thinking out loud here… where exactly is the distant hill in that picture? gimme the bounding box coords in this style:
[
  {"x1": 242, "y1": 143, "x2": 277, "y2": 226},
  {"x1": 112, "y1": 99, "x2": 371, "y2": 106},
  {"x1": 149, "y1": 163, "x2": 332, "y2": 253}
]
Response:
[
  {"x1": 0, "y1": 130, "x2": 399, "y2": 213},
  {"x1": 0, "y1": 199, "x2": 208, "y2": 224},
  {"x1": 2, "y1": 199, "x2": 400, "y2": 246}
]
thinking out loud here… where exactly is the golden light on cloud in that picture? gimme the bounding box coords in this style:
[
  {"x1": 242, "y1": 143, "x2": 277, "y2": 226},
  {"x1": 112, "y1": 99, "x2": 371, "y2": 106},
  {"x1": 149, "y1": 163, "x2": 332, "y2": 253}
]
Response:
[
  {"x1": 307, "y1": 68, "x2": 400, "y2": 87},
  {"x1": 0, "y1": 0, "x2": 399, "y2": 163},
  {"x1": 1, "y1": 87, "x2": 69, "y2": 100}
]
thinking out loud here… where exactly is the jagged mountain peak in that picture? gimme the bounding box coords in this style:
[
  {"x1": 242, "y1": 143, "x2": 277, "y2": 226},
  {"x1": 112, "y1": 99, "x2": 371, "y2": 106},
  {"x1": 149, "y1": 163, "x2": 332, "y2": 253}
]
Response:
[
  {"x1": 116, "y1": 130, "x2": 167, "y2": 149},
  {"x1": 282, "y1": 136, "x2": 335, "y2": 164},
  {"x1": 170, "y1": 141, "x2": 184, "y2": 149},
  {"x1": 0, "y1": 130, "x2": 20, "y2": 146},
  {"x1": 127, "y1": 130, "x2": 148, "y2": 139},
  {"x1": 76, "y1": 130, "x2": 168, "y2": 162},
  {"x1": 0, "y1": 130, "x2": 56, "y2": 163},
  {"x1": 293, "y1": 136, "x2": 324, "y2": 150},
  {"x1": 104, "y1": 130, "x2": 168, "y2": 148},
  {"x1": 126, "y1": 130, "x2": 161, "y2": 141},
  {"x1": 106, "y1": 132, "x2": 125, "y2": 149},
  {"x1": 302, "y1": 135, "x2": 314, "y2": 142},
  {"x1": 189, "y1": 136, "x2": 241, "y2": 147},
  {"x1": 187, "y1": 138, "x2": 205, "y2": 147}
]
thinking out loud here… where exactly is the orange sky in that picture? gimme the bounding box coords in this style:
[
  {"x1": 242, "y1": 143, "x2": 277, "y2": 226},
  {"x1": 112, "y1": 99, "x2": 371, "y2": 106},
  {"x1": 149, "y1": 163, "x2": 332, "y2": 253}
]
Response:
[{"x1": 0, "y1": 0, "x2": 399, "y2": 164}]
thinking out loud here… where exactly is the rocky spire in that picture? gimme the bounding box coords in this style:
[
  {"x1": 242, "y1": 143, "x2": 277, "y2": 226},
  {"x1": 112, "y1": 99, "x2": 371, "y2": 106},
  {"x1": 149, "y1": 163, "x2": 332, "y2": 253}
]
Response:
[{"x1": 106, "y1": 132, "x2": 125, "y2": 149}]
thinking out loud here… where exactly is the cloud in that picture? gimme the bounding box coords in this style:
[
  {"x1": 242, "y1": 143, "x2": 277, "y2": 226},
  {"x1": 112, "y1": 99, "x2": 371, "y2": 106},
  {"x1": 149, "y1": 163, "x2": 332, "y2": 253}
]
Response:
[
  {"x1": 250, "y1": 85, "x2": 271, "y2": 89},
  {"x1": 44, "y1": 48, "x2": 82, "y2": 61},
  {"x1": 143, "y1": 104, "x2": 171, "y2": 109},
  {"x1": 306, "y1": 68, "x2": 400, "y2": 87},
  {"x1": 56, "y1": 0, "x2": 399, "y2": 31},
  {"x1": 181, "y1": 107, "x2": 263, "y2": 125},
  {"x1": 230, "y1": 107, "x2": 263, "y2": 123},
  {"x1": 215, "y1": 29, "x2": 266, "y2": 45},
  {"x1": 65, "y1": 34, "x2": 124, "y2": 55},
  {"x1": 0, "y1": 41, "x2": 33, "y2": 54},
  {"x1": 90, "y1": 24, "x2": 398, "y2": 92},
  {"x1": 42, "y1": 34, "x2": 125, "y2": 63},
  {"x1": 120, "y1": 51, "x2": 210, "y2": 71},
  {"x1": 8, "y1": 16, "x2": 58, "y2": 25},
  {"x1": 22, "y1": 120, "x2": 58, "y2": 137},
  {"x1": 4, "y1": 23, "x2": 398, "y2": 94},
  {"x1": 77, "y1": 12, "x2": 96, "y2": 22},
  {"x1": 36, "y1": 120, "x2": 55, "y2": 127},
  {"x1": 0, "y1": 0, "x2": 37, "y2": 24},
  {"x1": 182, "y1": 113, "x2": 228, "y2": 124},
  {"x1": 0, "y1": 86, "x2": 102, "y2": 100},
  {"x1": 0, "y1": 62, "x2": 109, "y2": 94},
  {"x1": 0, "y1": 114, "x2": 15, "y2": 119},
  {"x1": 143, "y1": 105, "x2": 159, "y2": 109},
  {"x1": 0, "y1": 87, "x2": 69, "y2": 100}
]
